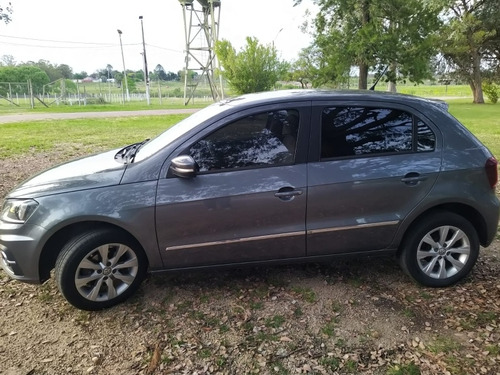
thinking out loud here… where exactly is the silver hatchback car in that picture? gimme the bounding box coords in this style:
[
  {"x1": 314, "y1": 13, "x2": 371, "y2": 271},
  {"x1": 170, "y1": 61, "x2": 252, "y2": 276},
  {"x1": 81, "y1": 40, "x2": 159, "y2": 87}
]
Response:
[{"x1": 1, "y1": 90, "x2": 499, "y2": 310}]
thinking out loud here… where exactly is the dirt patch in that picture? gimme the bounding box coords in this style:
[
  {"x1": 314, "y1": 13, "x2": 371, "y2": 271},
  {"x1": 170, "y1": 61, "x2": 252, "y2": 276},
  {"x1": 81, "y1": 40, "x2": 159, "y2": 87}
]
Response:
[{"x1": 1, "y1": 150, "x2": 500, "y2": 375}]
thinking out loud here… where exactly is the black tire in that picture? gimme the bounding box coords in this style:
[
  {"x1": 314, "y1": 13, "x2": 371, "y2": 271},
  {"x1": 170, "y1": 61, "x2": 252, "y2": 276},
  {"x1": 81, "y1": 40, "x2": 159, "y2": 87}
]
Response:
[
  {"x1": 55, "y1": 228, "x2": 147, "y2": 310},
  {"x1": 399, "y1": 211, "x2": 479, "y2": 287}
]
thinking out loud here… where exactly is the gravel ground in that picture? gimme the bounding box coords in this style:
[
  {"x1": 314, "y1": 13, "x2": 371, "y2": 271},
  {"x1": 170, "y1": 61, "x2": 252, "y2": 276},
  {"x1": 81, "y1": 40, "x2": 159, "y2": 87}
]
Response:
[{"x1": 1, "y1": 149, "x2": 499, "y2": 375}]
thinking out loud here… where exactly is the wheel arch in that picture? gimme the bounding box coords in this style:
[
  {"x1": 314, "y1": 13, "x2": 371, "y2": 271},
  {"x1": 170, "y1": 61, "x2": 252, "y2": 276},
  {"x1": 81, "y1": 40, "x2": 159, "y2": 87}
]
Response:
[
  {"x1": 396, "y1": 202, "x2": 488, "y2": 257},
  {"x1": 38, "y1": 221, "x2": 148, "y2": 282}
]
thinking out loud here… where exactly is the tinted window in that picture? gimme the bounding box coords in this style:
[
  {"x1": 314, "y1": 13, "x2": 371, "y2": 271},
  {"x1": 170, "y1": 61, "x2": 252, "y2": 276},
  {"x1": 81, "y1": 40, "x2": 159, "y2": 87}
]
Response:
[
  {"x1": 417, "y1": 119, "x2": 436, "y2": 152},
  {"x1": 190, "y1": 110, "x2": 299, "y2": 172},
  {"x1": 321, "y1": 107, "x2": 434, "y2": 159}
]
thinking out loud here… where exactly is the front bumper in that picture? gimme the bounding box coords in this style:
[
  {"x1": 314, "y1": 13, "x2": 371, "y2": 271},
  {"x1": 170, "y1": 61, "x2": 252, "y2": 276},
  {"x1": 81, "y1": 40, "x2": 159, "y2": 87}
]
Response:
[{"x1": 0, "y1": 222, "x2": 46, "y2": 283}]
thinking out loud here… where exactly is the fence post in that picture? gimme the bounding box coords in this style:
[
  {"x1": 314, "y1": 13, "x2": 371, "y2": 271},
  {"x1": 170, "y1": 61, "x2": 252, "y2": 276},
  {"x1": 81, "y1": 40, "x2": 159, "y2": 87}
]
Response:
[
  {"x1": 28, "y1": 80, "x2": 34, "y2": 109},
  {"x1": 158, "y1": 79, "x2": 162, "y2": 105}
]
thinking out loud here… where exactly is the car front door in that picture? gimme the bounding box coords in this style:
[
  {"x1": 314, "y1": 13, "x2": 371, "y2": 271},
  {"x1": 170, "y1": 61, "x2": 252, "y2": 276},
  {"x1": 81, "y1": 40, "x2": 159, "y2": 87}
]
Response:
[
  {"x1": 306, "y1": 102, "x2": 442, "y2": 256},
  {"x1": 155, "y1": 104, "x2": 310, "y2": 268}
]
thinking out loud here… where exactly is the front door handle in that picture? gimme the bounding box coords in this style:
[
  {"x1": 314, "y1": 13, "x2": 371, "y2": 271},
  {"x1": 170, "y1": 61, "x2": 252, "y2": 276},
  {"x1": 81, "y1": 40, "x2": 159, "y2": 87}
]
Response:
[
  {"x1": 401, "y1": 172, "x2": 427, "y2": 186},
  {"x1": 274, "y1": 187, "x2": 303, "y2": 201}
]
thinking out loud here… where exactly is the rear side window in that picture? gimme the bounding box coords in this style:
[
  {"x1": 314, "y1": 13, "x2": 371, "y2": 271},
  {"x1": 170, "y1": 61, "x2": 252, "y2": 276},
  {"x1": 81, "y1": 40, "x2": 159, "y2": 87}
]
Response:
[
  {"x1": 417, "y1": 119, "x2": 436, "y2": 152},
  {"x1": 321, "y1": 107, "x2": 435, "y2": 159}
]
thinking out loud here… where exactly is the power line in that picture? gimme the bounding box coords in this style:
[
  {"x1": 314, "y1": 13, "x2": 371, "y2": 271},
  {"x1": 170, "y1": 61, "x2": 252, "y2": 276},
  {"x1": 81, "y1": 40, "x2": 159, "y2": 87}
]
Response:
[
  {"x1": 0, "y1": 41, "x2": 117, "y2": 49},
  {"x1": 0, "y1": 34, "x2": 121, "y2": 46},
  {"x1": 146, "y1": 43, "x2": 183, "y2": 54},
  {"x1": 0, "y1": 34, "x2": 143, "y2": 50}
]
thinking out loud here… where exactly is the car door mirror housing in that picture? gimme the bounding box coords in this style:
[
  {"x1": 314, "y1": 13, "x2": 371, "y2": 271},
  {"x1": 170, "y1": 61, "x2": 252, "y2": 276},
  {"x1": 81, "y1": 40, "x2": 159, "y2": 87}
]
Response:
[{"x1": 170, "y1": 155, "x2": 198, "y2": 178}]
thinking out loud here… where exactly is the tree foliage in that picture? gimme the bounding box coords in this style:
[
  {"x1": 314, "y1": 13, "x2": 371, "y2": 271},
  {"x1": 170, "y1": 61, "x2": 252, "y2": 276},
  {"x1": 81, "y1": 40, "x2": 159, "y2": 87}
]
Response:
[
  {"x1": 19, "y1": 60, "x2": 73, "y2": 82},
  {"x1": 438, "y1": 0, "x2": 500, "y2": 103},
  {"x1": 302, "y1": 0, "x2": 441, "y2": 89},
  {"x1": 0, "y1": 66, "x2": 50, "y2": 94},
  {"x1": 215, "y1": 37, "x2": 288, "y2": 94},
  {"x1": 479, "y1": 0, "x2": 500, "y2": 76},
  {"x1": 286, "y1": 45, "x2": 338, "y2": 88},
  {"x1": 0, "y1": 2, "x2": 12, "y2": 24}
]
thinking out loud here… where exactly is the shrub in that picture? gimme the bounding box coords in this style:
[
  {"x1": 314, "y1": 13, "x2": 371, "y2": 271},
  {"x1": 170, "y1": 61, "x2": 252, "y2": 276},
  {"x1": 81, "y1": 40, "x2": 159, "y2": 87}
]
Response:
[{"x1": 483, "y1": 82, "x2": 499, "y2": 104}]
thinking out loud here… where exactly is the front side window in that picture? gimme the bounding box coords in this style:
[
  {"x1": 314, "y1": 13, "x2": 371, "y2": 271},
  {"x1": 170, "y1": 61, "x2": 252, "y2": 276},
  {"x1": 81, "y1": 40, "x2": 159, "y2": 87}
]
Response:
[
  {"x1": 189, "y1": 110, "x2": 299, "y2": 172},
  {"x1": 321, "y1": 106, "x2": 435, "y2": 159}
]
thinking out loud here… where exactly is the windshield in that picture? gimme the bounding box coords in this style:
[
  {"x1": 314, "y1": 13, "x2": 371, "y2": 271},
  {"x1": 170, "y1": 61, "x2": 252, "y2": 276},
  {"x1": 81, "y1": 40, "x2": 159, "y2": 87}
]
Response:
[{"x1": 134, "y1": 103, "x2": 230, "y2": 162}]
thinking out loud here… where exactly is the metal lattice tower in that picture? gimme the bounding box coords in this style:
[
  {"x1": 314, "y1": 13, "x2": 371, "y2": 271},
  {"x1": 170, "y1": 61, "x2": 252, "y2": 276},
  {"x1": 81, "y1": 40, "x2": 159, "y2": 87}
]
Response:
[{"x1": 179, "y1": 0, "x2": 223, "y2": 105}]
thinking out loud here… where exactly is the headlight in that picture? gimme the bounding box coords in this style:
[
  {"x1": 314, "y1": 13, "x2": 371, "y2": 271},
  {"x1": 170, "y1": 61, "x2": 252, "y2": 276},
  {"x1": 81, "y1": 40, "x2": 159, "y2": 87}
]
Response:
[{"x1": 1, "y1": 199, "x2": 39, "y2": 224}]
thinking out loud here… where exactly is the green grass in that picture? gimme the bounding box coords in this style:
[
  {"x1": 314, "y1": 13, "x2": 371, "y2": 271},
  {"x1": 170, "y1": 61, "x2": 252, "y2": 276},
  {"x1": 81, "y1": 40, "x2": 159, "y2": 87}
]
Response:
[
  {"x1": 0, "y1": 98, "x2": 208, "y2": 114},
  {"x1": 0, "y1": 115, "x2": 188, "y2": 159},
  {"x1": 0, "y1": 79, "x2": 216, "y2": 113},
  {"x1": 397, "y1": 84, "x2": 471, "y2": 98},
  {"x1": 0, "y1": 97, "x2": 498, "y2": 162},
  {"x1": 447, "y1": 100, "x2": 500, "y2": 157},
  {"x1": 387, "y1": 362, "x2": 421, "y2": 375},
  {"x1": 0, "y1": 84, "x2": 473, "y2": 114}
]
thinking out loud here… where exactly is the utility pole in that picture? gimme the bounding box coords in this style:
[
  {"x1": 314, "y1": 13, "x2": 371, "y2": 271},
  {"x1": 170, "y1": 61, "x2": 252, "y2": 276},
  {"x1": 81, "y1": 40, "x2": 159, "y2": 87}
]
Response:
[
  {"x1": 117, "y1": 29, "x2": 130, "y2": 102},
  {"x1": 139, "y1": 15, "x2": 150, "y2": 105}
]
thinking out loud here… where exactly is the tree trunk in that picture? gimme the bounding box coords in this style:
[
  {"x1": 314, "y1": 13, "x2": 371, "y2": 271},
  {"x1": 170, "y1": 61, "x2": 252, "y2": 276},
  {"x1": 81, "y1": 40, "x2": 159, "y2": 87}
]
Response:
[
  {"x1": 387, "y1": 63, "x2": 397, "y2": 92},
  {"x1": 359, "y1": 63, "x2": 369, "y2": 90},
  {"x1": 470, "y1": 51, "x2": 484, "y2": 103},
  {"x1": 358, "y1": 0, "x2": 370, "y2": 90}
]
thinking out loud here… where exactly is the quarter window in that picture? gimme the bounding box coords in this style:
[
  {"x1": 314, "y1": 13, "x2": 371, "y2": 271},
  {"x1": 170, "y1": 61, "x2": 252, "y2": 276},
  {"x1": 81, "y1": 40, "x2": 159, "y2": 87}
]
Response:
[
  {"x1": 189, "y1": 110, "x2": 299, "y2": 172},
  {"x1": 321, "y1": 107, "x2": 435, "y2": 159},
  {"x1": 417, "y1": 119, "x2": 436, "y2": 152}
]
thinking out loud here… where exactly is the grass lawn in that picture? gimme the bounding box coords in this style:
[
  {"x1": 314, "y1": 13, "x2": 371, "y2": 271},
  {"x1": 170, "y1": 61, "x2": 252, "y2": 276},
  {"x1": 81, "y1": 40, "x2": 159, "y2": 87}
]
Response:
[
  {"x1": 448, "y1": 100, "x2": 500, "y2": 157},
  {"x1": 0, "y1": 115, "x2": 188, "y2": 159},
  {"x1": 0, "y1": 98, "x2": 498, "y2": 159},
  {"x1": 397, "y1": 84, "x2": 472, "y2": 98},
  {"x1": 0, "y1": 98, "x2": 209, "y2": 114}
]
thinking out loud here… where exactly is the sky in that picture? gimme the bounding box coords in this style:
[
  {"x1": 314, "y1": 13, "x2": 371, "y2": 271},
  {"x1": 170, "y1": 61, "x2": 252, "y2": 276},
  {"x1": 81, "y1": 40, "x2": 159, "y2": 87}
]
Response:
[{"x1": 0, "y1": 0, "x2": 316, "y2": 76}]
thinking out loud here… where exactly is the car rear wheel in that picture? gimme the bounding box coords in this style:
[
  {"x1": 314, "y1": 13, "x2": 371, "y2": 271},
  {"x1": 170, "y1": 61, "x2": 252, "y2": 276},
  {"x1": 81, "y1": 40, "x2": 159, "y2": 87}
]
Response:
[
  {"x1": 399, "y1": 211, "x2": 479, "y2": 287},
  {"x1": 55, "y1": 229, "x2": 147, "y2": 310}
]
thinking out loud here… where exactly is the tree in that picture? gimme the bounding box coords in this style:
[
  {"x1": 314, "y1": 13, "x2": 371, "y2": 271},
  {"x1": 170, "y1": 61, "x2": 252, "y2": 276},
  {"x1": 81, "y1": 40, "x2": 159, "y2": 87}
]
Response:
[
  {"x1": 154, "y1": 64, "x2": 168, "y2": 81},
  {"x1": 21, "y1": 60, "x2": 73, "y2": 82},
  {"x1": 287, "y1": 45, "x2": 331, "y2": 88},
  {"x1": 0, "y1": 66, "x2": 50, "y2": 94},
  {"x1": 438, "y1": 0, "x2": 500, "y2": 103},
  {"x1": 479, "y1": 0, "x2": 500, "y2": 78},
  {"x1": 296, "y1": 0, "x2": 441, "y2": 90},
  {"x1": 56, "y1": 64, "x2": 73, "y2": 79},
  {"x1": 73, "y1": 71, "x2": 88, "y2": 80},
  {"x1": 178, "y1": 69, "x2": 197, "y2": 82},
  {"x1": 106, "y1": 64, "x2": 113, "y2": 80},
  {"x1": 0, "y1": 2, "x2": 12, "y2": 24},
  {"x1": 215, "y1": 37, "x2": 288, "y2": 94},
  {"x1": 165, "y1": 71, "x2": 179, "y2": 81},
  {"x1": 1, "y1": 54, "x2": 16, "y2": 66}
]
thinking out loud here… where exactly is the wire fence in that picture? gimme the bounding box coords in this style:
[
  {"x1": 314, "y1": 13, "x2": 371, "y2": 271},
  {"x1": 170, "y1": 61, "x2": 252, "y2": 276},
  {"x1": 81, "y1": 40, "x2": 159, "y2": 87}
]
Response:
[{"x1": 0, "y1": 79, "x2": 217, "y2": 108}]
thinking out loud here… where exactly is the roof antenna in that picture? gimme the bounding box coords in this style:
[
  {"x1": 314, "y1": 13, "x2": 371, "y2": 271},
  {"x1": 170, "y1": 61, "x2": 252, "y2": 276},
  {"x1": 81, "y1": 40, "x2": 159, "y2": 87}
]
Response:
[{"x1": 369, "y1": 66, "x2": 389, "y2": 91}]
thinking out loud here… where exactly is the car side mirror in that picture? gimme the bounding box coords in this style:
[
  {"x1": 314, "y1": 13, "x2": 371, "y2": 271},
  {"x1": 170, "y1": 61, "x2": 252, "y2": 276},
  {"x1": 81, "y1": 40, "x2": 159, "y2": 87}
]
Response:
[{"x1": 170, "y1": 155, "x2": 198, "y2": 178}]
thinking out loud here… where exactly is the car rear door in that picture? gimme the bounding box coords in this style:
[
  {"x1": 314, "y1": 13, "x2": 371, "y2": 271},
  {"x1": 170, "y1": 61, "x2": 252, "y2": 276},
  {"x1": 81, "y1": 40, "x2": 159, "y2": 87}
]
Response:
[
  {"x1": 306, "y1": 101, "x2": 442, "y2": 256},
  {"x1": 155, "y1": 103, "x2": 311, "y2": 268}
]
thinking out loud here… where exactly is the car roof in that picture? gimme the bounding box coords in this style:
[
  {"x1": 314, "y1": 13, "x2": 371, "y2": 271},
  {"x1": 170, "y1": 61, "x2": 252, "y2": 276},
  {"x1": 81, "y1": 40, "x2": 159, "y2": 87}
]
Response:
[{"x1": 218, "y1": 89, "x2": 449, "y2": 112}]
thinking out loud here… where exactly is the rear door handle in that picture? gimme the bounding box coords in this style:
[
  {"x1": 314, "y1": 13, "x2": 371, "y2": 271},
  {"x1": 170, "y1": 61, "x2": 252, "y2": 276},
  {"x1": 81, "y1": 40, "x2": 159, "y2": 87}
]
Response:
[
  {"x1": 274, "y1": 187, "x2": 303, "y2": 200},
  {"x1": 401, "y1": 172, "x2": 427, "y2": 186}
]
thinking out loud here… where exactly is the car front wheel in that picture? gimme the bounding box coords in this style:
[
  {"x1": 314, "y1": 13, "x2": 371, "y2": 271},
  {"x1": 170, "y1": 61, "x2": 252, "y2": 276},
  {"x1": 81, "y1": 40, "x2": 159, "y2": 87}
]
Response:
[
  {"x1": 55, "y1": 229, "x2": 147, "y2": 310},
  {"x1": 399, "y1": 211, "x2": 479, "y2": 287}
]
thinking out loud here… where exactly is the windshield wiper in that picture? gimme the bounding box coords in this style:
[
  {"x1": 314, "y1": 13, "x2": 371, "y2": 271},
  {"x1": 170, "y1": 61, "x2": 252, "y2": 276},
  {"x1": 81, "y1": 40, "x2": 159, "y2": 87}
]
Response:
[{"x1": 114, "y1": 139, "x2": 150, "y2": 164}]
